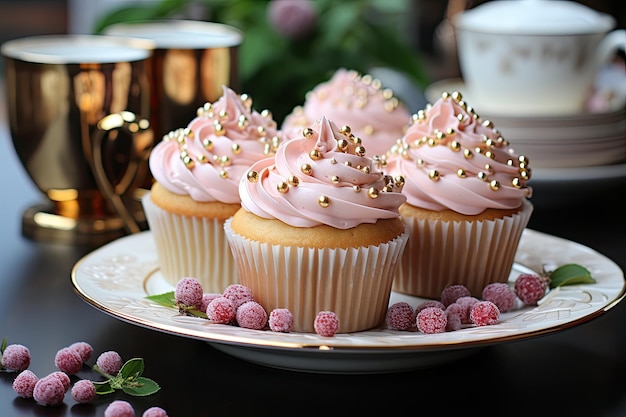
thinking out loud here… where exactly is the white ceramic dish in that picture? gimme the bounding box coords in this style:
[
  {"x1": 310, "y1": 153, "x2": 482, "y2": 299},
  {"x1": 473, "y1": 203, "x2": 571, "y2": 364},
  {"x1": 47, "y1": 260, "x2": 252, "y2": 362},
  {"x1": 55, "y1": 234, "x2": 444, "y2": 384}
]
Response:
[{"x1": 71, "y1": 230, "x2": 624, "y2": 374}]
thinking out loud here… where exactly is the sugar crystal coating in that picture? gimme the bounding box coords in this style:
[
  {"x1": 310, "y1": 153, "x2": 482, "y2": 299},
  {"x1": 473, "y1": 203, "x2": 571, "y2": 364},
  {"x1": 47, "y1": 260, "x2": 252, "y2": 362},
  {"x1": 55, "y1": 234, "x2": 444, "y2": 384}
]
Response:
[
  {"x1": 415, "y1": 300, "x2": 445, "y2": 314},
  {"x1": 222, "y1": 284, "x2": 255, "y2": 309},
  {"x1": 71, "y1": 379, "x2": 96, "y2": 403},
  {"x1": 12, "y1": 369, "x2": 38, "y2": 398},
  {"x1": 314, "y1": 311, "x2": 340, "y2": 337},
  {"x1": 470, "y1": 300, "x2": 500, "y2": 326},
  {"x1": 1, "y1": 343, "x2": 31, "y2": 372},
  {"x1": 236, "y1": 301, "x2": 268, "y2": 330},
  {"x1": 482, "y1": 282, "x2": 516, "y2": 312},
  {"x1": 48, "y1": 371, "x2": 71, "y2": 392},
  {"x1": 269, "y1": 308, "x2": 294, "y2": 332},
  {"x1": 33, "y1": 374, "x2": 66, "y2": 406},
  {"x1": 206, "y1": 296, "x2": 236, "y2": 324},
  {"x1": 54, "y1": 346, "x2": 83, "y2": 375},
  {"x1": 69, "y1": 341, "x2": 94, "y2": 363},
  {"x1": 200, "y1": 293, "x2": 222, "y2": 314},
  {"x1": 416, "y1": 306, "x2": 448, "y2": 334},
  {"x1": 104, "y1": 400, "x2": 136, "y2": 417},
  {"x1": 455, "y1": 296, "x2": 480, "y2": 324},
  {"x1": 445, "y1": 309, "x2": 462, "y2": 331},
  {"x1": 143, "y1": 407, "x2": 169, "y2": 417},
  {"x1": 441, "y1": 284, "x2": 472, "y2": 307},
  {"x1": 174, "y1": 277, "x2": 204, "y2": 308},
  {"x1": 96, "y1": 351, "x2": 123, "y2": 376},
  {"x1": 514, "y1": 273, "x2": 547, "y2": 305},
  {"x1": 385, "y1": 302, "x2": 416, "y2": 330}
]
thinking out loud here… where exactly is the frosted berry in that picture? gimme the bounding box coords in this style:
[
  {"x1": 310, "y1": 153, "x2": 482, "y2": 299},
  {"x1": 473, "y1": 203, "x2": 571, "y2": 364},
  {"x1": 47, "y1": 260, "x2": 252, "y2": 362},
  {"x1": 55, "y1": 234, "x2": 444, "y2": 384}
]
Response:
[
  {"x1": 223, "y1": 284, "x2": 254, "y2": 309},
  {"x1": 104, "y1": 400, "x2": 135, "y2": 417},
  {"x1": 269, "y1": 308, "x2": 294, "y2": 332},
  {"x1": 69, "y1": 341, "x2": 94, "y2": 363},
  {"x1": 455, "y1": 296, "x2": 480, "y2": 324},
  {"x1": 470, "y1": 300, "x2": 500, "y2": 326},
  {"x1": 445, "y1": 303, "x2": 465, "y2": 328},
  {"x1": 12, "y1": 370, "x2": 38, "y2": 398},
  {"x1": 414, "y1": 300, "x2": 445, "y2": 314},
  {"x1": 482, "y1": 283, "x2": 516, "y2": 312},
  {"x1": 206, "y1": 296, "x2": 236, "y2": 324},
  {"x1": 200, "y1": 293, "x2": 222, "y2": 313},
  {"x1": 33, "y1": 374, "x2": 66, "y2": 406},
  {"x1": 96, "y1": 351, "x2": 123, "y2": 376},
  {"x1": 385, "y1": 302, "x2": 416, "y2": 330},
  {"x1": 174, "y1": 277, "x2": 204, "y2": 308},
  {"x1": 143, "y1": 406, "x2": 169, "y2": 417},
  {"x1": 236, "y1": 301, "x2": 268, "y2": 330},
  {"x1": 441, "y1": 284, "x2": 471, "y2": 307},
  {"x1": 54, "y1": 346, "x2": 83, "y2": 375},
  {"x1": 71, "y1": 379, "x2": 96, "y2": 403},
  {"x1": 1, "y1": 343, "x2": 31, "y2": 371},
  {"x1": 314, "y1": 311, "x2": 340, "y2": 337},
  {"x1": 416, "y1": 306, "x2": 448, "y2": 334},
  {"x1": 514, "y1": 273, "x2": 547, "y2": 305},
  {"x1": 48, "y1": 371, "x2": 71, "y2": 392},
  {"x1": 445, "y1": 308, "x2": 462, "y2": 331}
]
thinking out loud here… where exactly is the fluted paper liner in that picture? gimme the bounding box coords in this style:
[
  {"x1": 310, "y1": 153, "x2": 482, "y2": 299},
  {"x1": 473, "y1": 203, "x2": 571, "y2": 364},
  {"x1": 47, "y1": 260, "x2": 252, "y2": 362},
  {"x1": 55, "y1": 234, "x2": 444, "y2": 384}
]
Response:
[
  {"x1": 393, "y1": 199, "x2": 533, "y2": 299},
  {"x1": 142, "y1": 193, "x2": 239, "y2": 293},
  {"x1": 224, "y1": 218, "x2": 409, "y2": 333}
]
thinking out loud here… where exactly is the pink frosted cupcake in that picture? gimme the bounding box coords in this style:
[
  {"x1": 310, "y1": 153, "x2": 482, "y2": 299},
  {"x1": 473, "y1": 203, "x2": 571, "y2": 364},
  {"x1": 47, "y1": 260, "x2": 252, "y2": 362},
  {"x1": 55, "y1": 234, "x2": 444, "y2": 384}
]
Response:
[
  {"x1": 385, "y1": 91, "x2": 533, "y2": 299},
  {"x1": 282, "y1": 68, "x2": 411, "y2": 157},
  {"x1": 143, "y1": 85, "x2": 283, "y2": 293},
  {"x1": 225, "y1": 116, "x2": 408, "y2": 333}
]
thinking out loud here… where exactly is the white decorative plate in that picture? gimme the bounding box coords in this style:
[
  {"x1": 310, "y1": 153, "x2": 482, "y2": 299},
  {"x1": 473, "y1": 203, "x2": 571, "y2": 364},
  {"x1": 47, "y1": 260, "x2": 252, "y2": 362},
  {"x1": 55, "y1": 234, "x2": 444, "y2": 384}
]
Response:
[{"x1": 71, "y1": 230, "x2": 625, "y2": 374}]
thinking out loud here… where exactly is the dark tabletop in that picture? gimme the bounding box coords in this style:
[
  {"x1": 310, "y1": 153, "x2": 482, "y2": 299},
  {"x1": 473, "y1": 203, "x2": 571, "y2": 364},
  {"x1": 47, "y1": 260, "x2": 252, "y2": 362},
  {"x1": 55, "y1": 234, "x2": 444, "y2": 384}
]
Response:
[{"x1": 1, "y1": 94, "x2": 626, "y2": 416}]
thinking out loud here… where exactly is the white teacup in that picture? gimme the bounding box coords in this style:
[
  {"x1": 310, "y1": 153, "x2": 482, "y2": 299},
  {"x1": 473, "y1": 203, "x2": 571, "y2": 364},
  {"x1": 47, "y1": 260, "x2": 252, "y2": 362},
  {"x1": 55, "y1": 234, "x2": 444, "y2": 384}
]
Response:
[{"x1": 453, "y1": 0, "x2": 626, "y2": 116}]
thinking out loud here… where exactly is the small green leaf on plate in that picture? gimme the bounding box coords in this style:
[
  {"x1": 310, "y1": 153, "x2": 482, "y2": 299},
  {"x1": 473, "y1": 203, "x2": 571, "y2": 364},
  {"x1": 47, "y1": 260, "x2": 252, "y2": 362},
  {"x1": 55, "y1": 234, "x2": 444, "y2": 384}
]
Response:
[
  {"x1": 549, "y1": 263, "x2": 595, "y2": 288},
  {"x1": 121, "y1": 376, "x2": 161, "y2": 396},
  {"x1": 146, "y1": 291, "x2": 176, "y2": 308}
]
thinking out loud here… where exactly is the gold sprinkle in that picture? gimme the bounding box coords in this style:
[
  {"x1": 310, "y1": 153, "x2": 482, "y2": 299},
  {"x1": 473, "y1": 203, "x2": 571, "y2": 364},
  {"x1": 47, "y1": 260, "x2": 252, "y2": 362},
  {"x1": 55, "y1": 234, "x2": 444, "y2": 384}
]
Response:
[
  {"x1": 238, "y1": 115, "x2": 248, "y2": 129},
  {"x1": 331, "y1": 175, "x2": 340, "y2": 184},
  {"x1": 232, "y1": 143, "x2": 242, "y2": 154},
  {"x1": 309, "y1": 149, "x2": 322, "y2": 160},
  {"x1": 318, "y1": 195, "x2": 330, "y2": 207},
  {"x1": 344, "y1": 161, "x2": 352, "y2": 167},
  {"x1": 340, "y1": 125, "x2": 351, "y2": 136},
  {"x1": 457, "y1": 168, "x2": 466, "y2": 178},
  {"x1": 202, "y1": 138, "x2": 213, "y2": 150},
  {"x1": 219, "y1": 170, "x2": 228, "y2": 179},
  {"x1": 429, "y1": 170, "x2": 440, "y2": 181},
  {"x1": 214, "y1": 122, "x2": 225, "y2": 136},
  {"x1": 218, "y1": 109, "x2": 227, "y2": 119},
  {"x1": 355, "y1": 146, "x2": 366, "y2": 156},
  {"x1": 181, "y1": 152, "x2": 194, "y2": 169},
  {"x1": 257, "y1": 126, "x2": 266, "y2": 137},
  {"x1": 482, "y1": 120, "x2": 494, "y2": 129},
  {"x1": 288, "y1": 176, "x2": 299, "y2": 186},
  {"x1": 197, "y1": 154, "x2": 207, "y2": 163},
  {"x1": 330, "y1": 157, "x2": 337, "y2": 164},
  {"x1": 220, "y1": 155, "x2": 230, "y2": 166},
  {"x1": 449, "y1": 141, "x2": 461, "y2": 151},
  {"x1": 478, "y1": 172, "x2": 488, "y2": 181},
  {"x1": 512, "y1": 178, "x2": 522, "y2": 188},
  {"x1": 247, "y1": 171, "x2": 259, "y2": 182},
  {"x1": 451, "y1": 91, "x2": 462, "y2": 101},
  {"x1": 490, "y1": 180, "x2": 500, "y2": 191},
  {"x1": 277, "y1": 181, "x2": 288, "y2": 193},
  {"x1": 353, "y1": 185, "x2": 361, "y2": 192},
  {"x1": 361, "y1": 166, "x2": 370, "y2": 174},
  {"x1": 337, "y1": 138, "x2": 349, "y2": 151},
  {"x1": 240, "y1": 93, "x2": 252, "y2": 108},
  {"x1": 261, "y1": 109, "x2": 272, "y2": 119},
  {"x1": 303, "y1": 128, "x2": 314, "y2": 138},
  {"x1": 301, "y1": 163, "x2": 312, "y2": 175},
  {"x1": 367, "y1": 187, "x2": 379, "y2": 198},
  {"x1": 364, "y1": 125, "x2": 374, "y2": 135}
]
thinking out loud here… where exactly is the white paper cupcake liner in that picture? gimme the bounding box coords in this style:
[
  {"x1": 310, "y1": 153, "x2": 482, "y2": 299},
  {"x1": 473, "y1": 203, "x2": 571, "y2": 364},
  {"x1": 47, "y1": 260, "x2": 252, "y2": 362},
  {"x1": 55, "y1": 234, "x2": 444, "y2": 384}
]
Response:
[
  {"x1": 393, "y1": 199, "x2": 533, "y2": 299},
  {"x1": 142, "y1": 193, "x2": 239, "y2": 294},
  {"x1": 224, "y1": 218, "x2": 409, "y2": 333}
]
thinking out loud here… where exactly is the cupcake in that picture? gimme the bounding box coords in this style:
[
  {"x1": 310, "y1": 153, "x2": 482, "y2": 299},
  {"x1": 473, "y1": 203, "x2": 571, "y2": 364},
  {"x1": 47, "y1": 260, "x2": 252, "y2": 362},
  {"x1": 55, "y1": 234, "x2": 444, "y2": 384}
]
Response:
[
  {"x1": 225, "y1": 116, "x2": 408, "y2": 333},
  {"x1": 281, "y1": 68, "x2": 411, "y2": 157},
  {"x1": 143, "y1": 85, "x2": 283, "y2": 293},
  {"x1": 385, "y1": 91, "x2": 533, "y2": 299}
]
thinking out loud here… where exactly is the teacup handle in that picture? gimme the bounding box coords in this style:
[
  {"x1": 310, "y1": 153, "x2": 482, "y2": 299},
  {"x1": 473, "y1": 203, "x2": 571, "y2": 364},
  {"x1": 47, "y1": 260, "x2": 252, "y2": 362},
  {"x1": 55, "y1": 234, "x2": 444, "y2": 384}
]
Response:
[
  {"x1": 596, "y1": 29, "x2": 626, "y2": 67},
  {"x1": 90, "y1": 111, "x2": 153, "y2": 234}
]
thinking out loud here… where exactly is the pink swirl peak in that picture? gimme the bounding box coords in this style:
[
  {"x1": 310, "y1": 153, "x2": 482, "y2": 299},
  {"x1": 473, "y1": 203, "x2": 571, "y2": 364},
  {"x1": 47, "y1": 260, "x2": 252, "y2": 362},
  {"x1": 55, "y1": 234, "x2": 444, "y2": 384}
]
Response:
[{"x1": 240, "y1": 116, "x2": 407, "y2": 229}]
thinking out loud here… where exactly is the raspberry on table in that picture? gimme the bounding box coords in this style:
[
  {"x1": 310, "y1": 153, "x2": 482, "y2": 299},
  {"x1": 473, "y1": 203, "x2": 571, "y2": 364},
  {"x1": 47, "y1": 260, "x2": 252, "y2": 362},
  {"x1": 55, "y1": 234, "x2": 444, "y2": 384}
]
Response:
[
  {"x1": 174, "y1": 277, "x2": 204, "y2": 308},
  {"x1": 69, "y1": 341, "x2": 94, "y2": 363},
  {"x1": 33, "y1": 374, "x2": 66, "y2": 406},
  {"x1": 200, "y1": 293, "x2": 222, "y2": 313},
  {"x1": 455, "y1": 296, "x2": 480, "y2": 324},
  {"x1": 104, "y1": 400, "x2": 136, "y2": 417},
  {"x1": 470, "y1": 300, "x2": 500, "y2": 326},
  {"x1": 1, "y1": 343, "x2": 31, "y2": 372},
  {"x1": 48, "y1": 371, "x2": 71, "y2": 392},
  {"x1": 71, "y1": 379, "x2": 96, "y2": 404},
  {"x1": 385, "y1": 302, "x2": 416, "y2": 330},
  {"x1": 96, "y1": 351, "x2": 123, "y2": 376},
  {"x1": 314, "y1": 311, "x2": 340, "y2": 337},
  {"x1": 482, "y1": 282, "x2": 516, "y2": 312},
  {"x1": 514, "y1": 273, "x2": 547, "y2": 305},
  {"x1": 206, "y1": 296, "x2": 236, "y2": 324},
  {"x1": 441, "y1": 284, "x2": 472, "y2": 307},
  {"x1": 235, "y1": 301, "x2": 268, "y2": 330},
  {"x1": 223, "y1": 284, "x2": 255, "y2": 309},
  {"x1": 414, "y1": 300, "x2": 445, "y2": 314},
  {"x1": 416, "y1": 306, "x2": 448, "y2": 334},
  {"x1": 54, "y1": 346, "x2": 83, "y2": 375},
  {"x1": 12, "y1": 369, "x2": 38, "y2": 398},
  {"x1": 269, "y1": 308, "x2": 294, "y2": 332},
  {"x1": 142, "y1": 406, "x2": 169, "y2": 417}
]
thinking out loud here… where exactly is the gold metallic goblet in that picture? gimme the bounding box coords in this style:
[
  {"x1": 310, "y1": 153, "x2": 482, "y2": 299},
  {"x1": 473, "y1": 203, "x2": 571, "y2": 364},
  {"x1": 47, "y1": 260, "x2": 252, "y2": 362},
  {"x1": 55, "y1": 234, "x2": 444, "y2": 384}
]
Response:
[{"x1": 2, "y1": 35, "x2": 155, "y2": 245}]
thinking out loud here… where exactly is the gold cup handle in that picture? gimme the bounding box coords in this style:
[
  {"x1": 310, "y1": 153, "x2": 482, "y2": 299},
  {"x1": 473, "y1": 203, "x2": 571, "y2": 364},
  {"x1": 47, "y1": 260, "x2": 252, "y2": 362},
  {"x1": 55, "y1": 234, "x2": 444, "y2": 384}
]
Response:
[{"x1": 89, "y1": 111, "x2": 153, "y2": 234}]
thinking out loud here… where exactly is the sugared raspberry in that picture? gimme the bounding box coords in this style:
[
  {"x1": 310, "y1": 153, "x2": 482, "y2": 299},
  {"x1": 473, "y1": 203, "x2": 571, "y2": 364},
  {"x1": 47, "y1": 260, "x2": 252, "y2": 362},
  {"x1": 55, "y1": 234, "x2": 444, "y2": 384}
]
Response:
[
  {"x1": 13, "y1": 370, "x2": 38, "y2": 398},
  {"x1": 54, "y1": 346, "x2": 83, "y2": 375},
  {"x1": 514, "y1": 273, "x2": 547, "y2": 305},
  {"x1": 200, "y1": 293, "x2": 222, "y2": 313},
  {"x1": 445, "y1": 303, "x2": 465, "y2": 327},
  {"x1": 143, "y1": 406, "x2": 168, "y2": 417},
  {"x1": 441, "y1": 284, "x2": 471, "y2": 307},
  {"x1": 69, "y1": 341, "x2": 94, "y2": 363},
  {"x1": 71, "y1": 379, "x2": 96, "y2": 403},
  {"x1": 48, "y1": 371, "x2": 70, "y2": 392},
  {"x1": 470, "y1": 300, "x2": 500, "y2": 326},
  {"x1": 445, "y1": 309, "x2": 462, "y2": 331},
  {"x1": 174, "y1": 277, "x2": 204, "y2": 308},
  {"x1": 206, "y1": 296, "x2": 236, "y2": 324},
  {"x1": 96, "y1": 351, "x2": 123, "y2": 376},
  {"x1": 236, "y1": 301, "x2": 268, "y2": 330},
  {"x1": 385, "y1": 302, "x2": 416, "y2": 330},
  {"x1": 223, "y1": 284, "x2": 254, "y2": 309},
  {"x1": 482, "y1": 283, "x2": 516, "y2": 312},
  {"x1": 104, "y1": 400, "x2": 135, "y2": 417},
  {"x1": 416, "y1": 307, "x2": 448, "y2": 334},
  {"x1": 314, "y1": 311, "x2": 340, "y2": 337},
  {"x1": 414, "y1": 300, "x2": 445, "y2": 314},
  {"x1": 455, "y1": 296, "x2": 480, "y2": 324},
  {"x1": 1, "y1": 343, "x2": 31, "y2": 371},
  {"x1": 269, "y1": 308, "x2": 294, "y2": 332},
  {"x1": 33, "y1": 374, "x2": 66, "y2": 406}
]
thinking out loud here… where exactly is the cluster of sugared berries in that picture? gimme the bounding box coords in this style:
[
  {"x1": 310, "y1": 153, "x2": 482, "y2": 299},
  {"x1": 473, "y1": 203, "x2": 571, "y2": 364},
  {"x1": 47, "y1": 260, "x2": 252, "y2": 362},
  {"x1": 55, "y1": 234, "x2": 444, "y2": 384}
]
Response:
[
  {"x1": 386, "y1": 273, "x2": 548, "y2": 334},
  {"x1": 2, "y1": 340, "x2": 167, "y2": 415},
  {"x1": 175, "y1": 277, "x2": 340, "y2": 337}
]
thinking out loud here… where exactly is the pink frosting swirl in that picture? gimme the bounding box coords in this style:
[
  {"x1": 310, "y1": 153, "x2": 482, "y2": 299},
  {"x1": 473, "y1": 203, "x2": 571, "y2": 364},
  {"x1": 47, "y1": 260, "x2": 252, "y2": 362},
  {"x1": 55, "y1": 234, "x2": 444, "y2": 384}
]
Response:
[
  {"x1": 149, "y1": 86, "x2": 283, "y2": 204},
  {"x1": 240, "y1": 116, "x2": 407, "y2": 229},
  {"x1": 281, "y1": 68, "x2": 411, "y2": 157},
  {"x1": 385, "y1": 92, "x2": 532, "y2": 215}
]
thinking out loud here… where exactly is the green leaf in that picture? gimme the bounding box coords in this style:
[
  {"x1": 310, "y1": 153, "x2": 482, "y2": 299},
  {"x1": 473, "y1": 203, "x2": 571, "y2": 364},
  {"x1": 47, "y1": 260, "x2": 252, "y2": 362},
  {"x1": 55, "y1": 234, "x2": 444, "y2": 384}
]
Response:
[
  {"x1": 122, "y1": 377, "x2": 161, "y2": 396},
  {"x1": 1, "y1": 337, "x2": 6, "y2": 353},
  {"x1": 119, "y1": 358, "x2": 145, "y2": 379},
  {"x1": 146, "y1": 291, "x2": 176, "y2": 308},
  {"x1": 93, "y1": 380, "x2": 115, "y2": 395},
  {"x1": 549, "y1": 263, "x2": 595, "y2": 288}
]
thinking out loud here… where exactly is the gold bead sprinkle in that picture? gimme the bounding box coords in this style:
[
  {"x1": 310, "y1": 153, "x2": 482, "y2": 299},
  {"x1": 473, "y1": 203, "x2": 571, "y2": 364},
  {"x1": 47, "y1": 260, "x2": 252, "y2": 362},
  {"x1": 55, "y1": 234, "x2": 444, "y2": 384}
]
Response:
[
  {"x1": 429, "y1": 170, "x2": 440, "y2": 181},
  {"x1": 489, "y1": 180, "x2": 500, "y2": 191},
  {"x1": 219, "y1": 170, "x2": 228, "y2": 179},
  {"x1": 232, "y1": 143, "x2": 242, "y2": 154},
  {"x1": 457, "y1": 168, "x2": 466, "y2": 178},
  {"x1": 246, "y1": 170, "x2": 259, "y2": 182},
  {"x1": 309, "y1": 149, "x2": 322, "y2": 160},
  {"x1": 288, "y1": 176, "x2": 299, "y2": 186},
  {"x1": 355, "y1": 146, "x2": 366, "y2": 156},
  {"x1": 303, "y1": 128, "x2": 314, "y2": 138},
  {"x1": 301, "y1": 163, "x2": 312, "y2": 175},
  {"x1": 277, "y1": 181, "x2": 288, "y2": 193},
  {"x1": 318, "y1": 195, "x2": 330, "y2": 207},
  {"x1": 331, "y1": 175, "x2": 340, "y2": 184},
  {"x1": 478, "y1": 171, "x2": 488, "y2": 181},
  {"x1": 512, "y1": 178, "x2": 522, "y2": 188},
  {"x1": 181, "y1": 152, "x2": 194, "y2": 169},
  {"x1": 202, "y1": 138, "x2": 213, "y2": 150},
  {"x1": 367, "y1": 187, "x2": 379, "y2": 198},
  {"x1": 353, "y1": 185, "x2": 361, "y2": 192}
]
